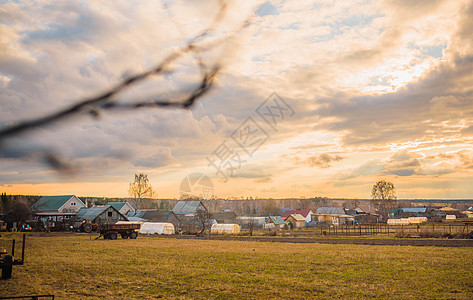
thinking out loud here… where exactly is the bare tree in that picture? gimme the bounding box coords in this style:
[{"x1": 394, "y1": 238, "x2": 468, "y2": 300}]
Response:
[
  {"x1": 260, "y1": 199, "x2": 280, "y2": 216},
  {"x1": 195, "y1": 209, "x2": 213, "y2": 235},
  {"x1": 4, "y1": 196, "x2": 31, "y2": 226},
  {"x1": 371, "y1": 180, "x2": 397, "y2": 221},
  {"x1": 128, "y1": 173, "x2": 156, "y2": 209}
]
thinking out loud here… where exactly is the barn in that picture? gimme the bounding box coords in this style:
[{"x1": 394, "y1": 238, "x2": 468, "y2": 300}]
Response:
[{"x1": 74, "y1": 205, "x2": 128, "y2": 228}]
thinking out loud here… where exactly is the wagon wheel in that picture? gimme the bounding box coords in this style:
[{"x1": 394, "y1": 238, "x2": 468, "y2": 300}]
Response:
[
  {"x1": 110, "y1": 232, "x2": 118, "y2": 240},
  {"x1": 103, "y1": 233, "x2": 111, "y2": 240},
  {"x1": 129, "y1": 232, "x2": 138, "y2": 239},
  {"x1": 2, "y1": 255, "x2": 13, "y2": 279},
  {"x1": 121, "y1": 232, "x2": 129, "y2": 239}
]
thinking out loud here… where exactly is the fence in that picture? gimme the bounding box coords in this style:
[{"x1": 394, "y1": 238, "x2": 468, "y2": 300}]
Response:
[{"x1": 314, "y1": 222, "x2": 472, "y2": 237}]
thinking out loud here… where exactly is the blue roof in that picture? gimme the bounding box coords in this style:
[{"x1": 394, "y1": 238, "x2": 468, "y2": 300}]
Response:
[{"x1": 280, "y1": 208, "x2": 293, "y2": 214}]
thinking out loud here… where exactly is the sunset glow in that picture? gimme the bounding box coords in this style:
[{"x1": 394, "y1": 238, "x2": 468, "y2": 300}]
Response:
[{"x1": 1, "y1": 0, "x2": 473, "y2": 199}]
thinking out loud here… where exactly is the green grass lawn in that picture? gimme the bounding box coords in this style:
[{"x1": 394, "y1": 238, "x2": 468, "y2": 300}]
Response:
[{"x1": 1, "y1": 233, "x2": 473, "y2": 299}]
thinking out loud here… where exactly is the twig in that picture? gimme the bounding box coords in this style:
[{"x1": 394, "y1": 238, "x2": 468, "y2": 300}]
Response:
[{"x1": 0, "y1": 1, "x2": 230, "y2": 142}]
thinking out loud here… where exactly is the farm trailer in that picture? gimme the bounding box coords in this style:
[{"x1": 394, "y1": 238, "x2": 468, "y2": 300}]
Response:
[{"x1": 96, "y1": 223, "x2": 140, "y2": 240}]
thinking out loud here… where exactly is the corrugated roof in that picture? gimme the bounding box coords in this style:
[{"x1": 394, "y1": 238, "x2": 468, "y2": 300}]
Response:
[
  {"x1": 401, "y1": 208, "x2": 427, "y2": 213},
  {"x1": 268, "y1": 216, "x2": 285, "y2": 225},
  {"x1": 75, "y1": 206, "x2": 109, "y2": 220},
  {"x1": 106, "y1": 202, "x2": 127, "y2": 211},
  {"x1": 355, "y1": 205, "x2": 376, "y2": 214},
  {"x1": 172, "y1": 200, "x2": 206, "y2": 214},
  {"x1": 31, "y1": 195, "x2": 78, "y2": 211},
  {"x1": 281, "y1": 210, "x2": 312, "y2": 219},
  {"x1": 127, "y1": 210, "x2": 180, "y2": 223},
  {"x1": 287, "y1": 214, "x2": 306, "y2": 221},
  {"x1": 315, "y1": 207, "x2": 345, "y2": 215}
]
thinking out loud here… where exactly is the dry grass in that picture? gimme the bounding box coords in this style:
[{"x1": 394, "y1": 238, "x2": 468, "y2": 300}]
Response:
[{"x1": 1, "y1": 232, "x2": 473, "y2": 299}]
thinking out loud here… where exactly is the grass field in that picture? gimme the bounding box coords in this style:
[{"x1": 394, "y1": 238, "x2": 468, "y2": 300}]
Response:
[{"x1": 1, "y1": 233, "x2": 473, "y2": 299}]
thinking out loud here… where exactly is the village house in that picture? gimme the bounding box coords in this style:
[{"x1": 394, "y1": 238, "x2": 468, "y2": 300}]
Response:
[
  {"x1": 285, "y1": 214, "x2": 306, "y2": 228},
  {"x1": 172, "y1": 200, "x2": 208, "y2": 217},
  {"x1": 30, "y1": 195, "x2": 86, "y2": 224},
  {"x1": 73, "y1": 205, "x2": 128, "y2": 228},
  {"x1": 353, "y1": 205, "x2": 379, "y2": 224},
  {"x1": 265, "y1": 216, "x2": 286, "y2": 229},
  {"x1": 312, "y1": 207, "x2": 354, "y2": 225},
  {"x1": 281, "y1": 210, "x2": 314, "y2": 223},
  {"x1": 106, "y1": 201, "x2": 135, "y2": 215}
]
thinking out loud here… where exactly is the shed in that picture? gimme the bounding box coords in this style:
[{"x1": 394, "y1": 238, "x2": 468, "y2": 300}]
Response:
[
  {"x1": 281, "y1": 210, "x2": 314, "y2": 222},
  {"x1": 211, "y1": 224, "x2": 240, "y2": 234},
  {"x1": 127, "y1": 210, "x2": 181, "y2": 228},
  {"x1": 266, "y1": 216, "x2": 285, "y2": 228},
  {"x1": 106, "y1": 202, "x2": 135, "y2": 215},
  {"x1": 74, "y1": 205, "x2": 128, "y2": 228},
  {"x1": 172, "y1": 200, "x2": 208, "y2": 217},
  {"x1": 139, "y1": 222, "x2": 175, "y2": 235},
  {"x1": 354, "y1": 205, "x2": 376, "y2": 215},
  {"x1": 212, "y1": 212, "x2": 237, "y2": 224},
  {"x1": 285, "y1": 214, "x2": 306, "y2": 228}
]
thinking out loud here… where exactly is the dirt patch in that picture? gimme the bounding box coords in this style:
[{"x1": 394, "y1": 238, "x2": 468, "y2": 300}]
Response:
[{"x1": 157, "y1": 235, "x2": 473, "y2": 247}]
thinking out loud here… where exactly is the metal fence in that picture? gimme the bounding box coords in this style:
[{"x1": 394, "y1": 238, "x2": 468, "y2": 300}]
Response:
[{"x1": 314, "y1": 222, "x2": 472, "y2": 237}]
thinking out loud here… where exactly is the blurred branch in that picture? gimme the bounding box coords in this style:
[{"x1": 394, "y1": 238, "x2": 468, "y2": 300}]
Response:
[
  {"x1": 0, "y1": 1, "x2": 252, "y2": 172},
  {"x1": 0, "y1": 2, "x2": 230, "y2": 141}
]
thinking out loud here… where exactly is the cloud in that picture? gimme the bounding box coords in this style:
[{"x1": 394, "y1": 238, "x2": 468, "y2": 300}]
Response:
[
  {"x1": 132, "y1": 148, "x2": 179, "y2": 169},
  {"x1": 307, "y1": 153, "x2": 344, "y2": 168},
  {"x1": 340, "y1": 159, "x2": 385, "y2": 179}
]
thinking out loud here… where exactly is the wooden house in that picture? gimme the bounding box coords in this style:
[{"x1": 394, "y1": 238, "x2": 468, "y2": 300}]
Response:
[
  {"x1": 266, "y1": 216, "x2": 286, "y2": 228},
  {"x1": 31, "y1": 195, "x2": 86, "y2": 223},
  {"x1": 285, "y1": 214, "x2": 306, "y2": 228},
  {"x1": 106, "y1": 201, "x2": 135, "y2": 215},
  {"x1": 281, "y1": 210, "x2": 314, "y2": 223},
  {"x1": 312, "y1": 207, "x2": 347, "y2": 225},
  {"x1": 73, "y1": 205, "x2": 128, "y2": 228}
]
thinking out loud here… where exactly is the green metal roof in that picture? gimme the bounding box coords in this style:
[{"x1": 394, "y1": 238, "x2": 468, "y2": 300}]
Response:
[
  {"x1": 31, "y1": 195, "x2": 79, "y2": 211},
  {"x1": 106, "y1": 202, "x2": 127, "y2": 211},
  {"x1": 268, "y1": 216, "x2": 285, "y2": 225}
]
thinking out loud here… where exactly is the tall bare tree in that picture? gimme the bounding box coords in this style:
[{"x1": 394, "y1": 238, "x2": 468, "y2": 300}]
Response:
[
  {"x1": 371, "y1": 180, "x2": 397, "y2": 220},
  {"x1": 128, "y1": 173, "x2": 156, "y2": 209}
]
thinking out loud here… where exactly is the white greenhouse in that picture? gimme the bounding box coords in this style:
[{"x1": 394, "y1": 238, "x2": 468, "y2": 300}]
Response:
[
  {"x1": 210, "y1": 224, "x2": 241, "y2": 235},
  {"x1": 139, "y1": 222, "x2": 175, "y2": 235}
]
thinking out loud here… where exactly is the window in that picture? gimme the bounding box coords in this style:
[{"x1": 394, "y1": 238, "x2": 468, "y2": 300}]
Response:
[
  {"x1": 108, "y1": 211, "x2": 112, "y2": 218},
  {"x1": 71, "y1": 202, "x2": 76, "y2": 206}
]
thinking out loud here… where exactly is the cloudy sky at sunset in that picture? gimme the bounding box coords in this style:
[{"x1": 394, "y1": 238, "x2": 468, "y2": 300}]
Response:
[{"x1": 1, "y1": 0, "x2": 473, "y2": 199}]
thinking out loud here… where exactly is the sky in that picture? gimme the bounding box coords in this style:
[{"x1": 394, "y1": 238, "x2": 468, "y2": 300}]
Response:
[{"x1": 1, "y1": 0, "x2": 473, "y2": 199}]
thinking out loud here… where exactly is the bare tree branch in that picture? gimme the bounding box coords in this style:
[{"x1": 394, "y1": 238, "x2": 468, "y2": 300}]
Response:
[
  {"x1": 0, "y1": 2, "x2": 231, "y2": 142},
  {"x1": 0, "y1": 1, "x2": 253, "y2": 172}
]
